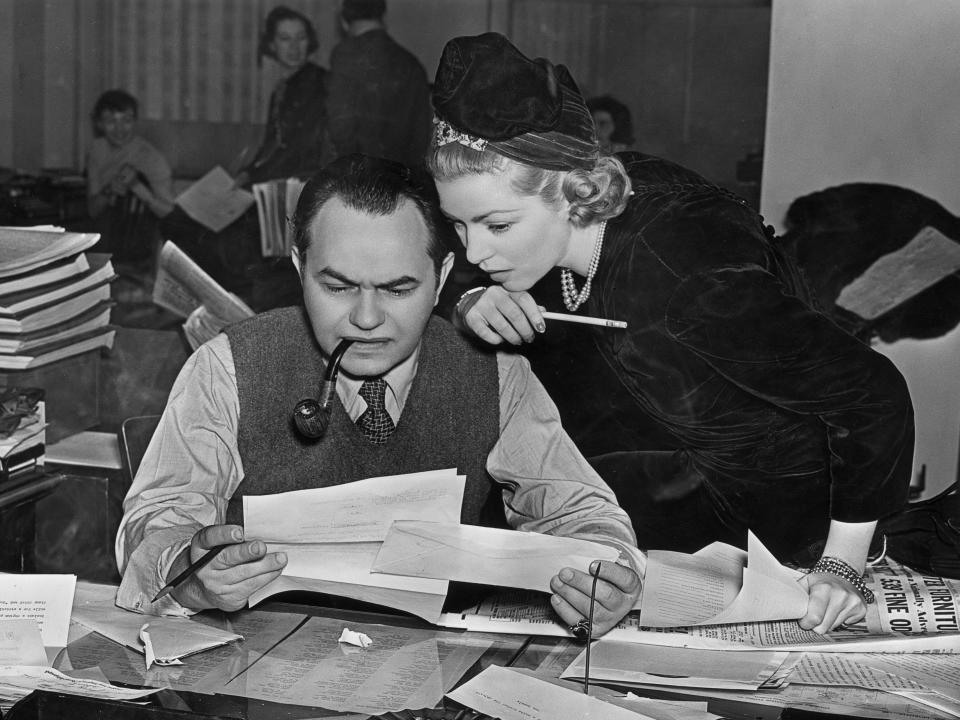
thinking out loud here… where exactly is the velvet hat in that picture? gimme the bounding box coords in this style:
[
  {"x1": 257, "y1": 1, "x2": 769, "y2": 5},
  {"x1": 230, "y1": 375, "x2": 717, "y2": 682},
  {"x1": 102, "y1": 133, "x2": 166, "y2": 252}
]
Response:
[{"x1": 432, "y1": 33, "x2": 599, "y2": 171}]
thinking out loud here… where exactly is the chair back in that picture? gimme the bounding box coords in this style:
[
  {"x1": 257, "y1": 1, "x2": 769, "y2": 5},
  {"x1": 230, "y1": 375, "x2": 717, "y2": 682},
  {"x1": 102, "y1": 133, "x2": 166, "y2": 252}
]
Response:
[{"x1": 119, "y1": 414, "x2": 162, "y2": 485}]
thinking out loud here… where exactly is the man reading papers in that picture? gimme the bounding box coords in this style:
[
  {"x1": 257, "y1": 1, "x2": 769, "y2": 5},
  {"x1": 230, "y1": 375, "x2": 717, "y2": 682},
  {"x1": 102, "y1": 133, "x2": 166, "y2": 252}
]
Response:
[{"x1": 116, "y1": 155, "x2": 643, "y2": 637}]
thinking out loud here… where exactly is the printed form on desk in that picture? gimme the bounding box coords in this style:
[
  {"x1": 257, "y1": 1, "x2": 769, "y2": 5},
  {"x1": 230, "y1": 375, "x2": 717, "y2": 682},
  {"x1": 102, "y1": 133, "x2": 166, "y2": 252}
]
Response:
[{"x1": 0, "y1": 573, "x2": 75, "y2": 650}]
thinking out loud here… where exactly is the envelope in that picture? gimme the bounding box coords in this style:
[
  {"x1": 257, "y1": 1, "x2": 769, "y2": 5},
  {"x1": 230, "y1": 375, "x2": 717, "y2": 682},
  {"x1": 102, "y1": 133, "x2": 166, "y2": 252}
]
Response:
[{"x1": 371, "y1": 521, "x2": 620, "y2": 592}]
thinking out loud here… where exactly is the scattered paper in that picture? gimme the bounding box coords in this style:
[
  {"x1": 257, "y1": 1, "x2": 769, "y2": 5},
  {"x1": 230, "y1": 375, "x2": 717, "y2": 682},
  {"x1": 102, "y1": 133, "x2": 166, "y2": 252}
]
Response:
[
  {"x1": 0, "y1": 620, "x2": 47, "y2": 666},
  {"x1": 71, "y1": 581, "x2": 241, "y2": 663},
  {"x1": 175, "y1": 165, "x2": 254, "y2": 232},
  {"x1": 561, "y1": 642, "x2": 792, "y2": 691},
  {"x1": 667, "y1": 683, "x2": 958, "y2": 720},
  {"x1": 622, "y1": 693, "x2": 721, "y2": 720},
  {"x1": 441, "y1": 558, "x2": 960, "y2": 653},
  {"x1": 503, "y1": 666, "x2": 722, "y2": 720},
  {"x1": 0, "y1": 665, "x2": 160, "y2": 701},
  {"x1": 850, "y1": 653, "x2": 960, "y2": 700},
  {"x1": 244, "y1": 468, "x2": 466, "y2": 544},
  {"x1": 245, "y1": 469, "x2": 465, "y2": 623},
  {"x1": 339, "y1": 628, "x2": 373, "y2": 648},
  {"x1": 214, "y1": 616, "x2": 490, "y2": 714},
  {"x1": 448, "y1": 664, "x2": 651, "y2": 720},
  {"x1": 837, "y1": 226, "x2": 960, "y2": 320},
  {"x1": 372, "y1": 520, "x2": 619, "y2": 593},
  {"x1": 0, "y1": 574, "x2": 76, "y2": 648},
  {"x1": 639, "y1": 531, "x2": 807, "y2": 627}
]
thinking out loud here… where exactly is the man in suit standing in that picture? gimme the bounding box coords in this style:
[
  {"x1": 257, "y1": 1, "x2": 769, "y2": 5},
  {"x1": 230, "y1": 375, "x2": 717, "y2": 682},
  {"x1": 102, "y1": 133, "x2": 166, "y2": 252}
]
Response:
[{"x1": 326, "y1": 0, "x2": 432, "y2": 166}]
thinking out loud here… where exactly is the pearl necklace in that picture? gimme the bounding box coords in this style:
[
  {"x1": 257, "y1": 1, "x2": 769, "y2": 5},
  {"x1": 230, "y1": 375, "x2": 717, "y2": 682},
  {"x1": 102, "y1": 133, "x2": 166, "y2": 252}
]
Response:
[{"x1": 560, "y1": 220, "x2": 607, "y2": 312}]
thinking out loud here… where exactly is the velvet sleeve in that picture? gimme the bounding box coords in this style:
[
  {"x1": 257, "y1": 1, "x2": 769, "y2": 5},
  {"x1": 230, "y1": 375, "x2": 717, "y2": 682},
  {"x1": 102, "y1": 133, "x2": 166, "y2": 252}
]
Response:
[{"x1": 663, "y1": 262, "x2": 914, "y2": 521}]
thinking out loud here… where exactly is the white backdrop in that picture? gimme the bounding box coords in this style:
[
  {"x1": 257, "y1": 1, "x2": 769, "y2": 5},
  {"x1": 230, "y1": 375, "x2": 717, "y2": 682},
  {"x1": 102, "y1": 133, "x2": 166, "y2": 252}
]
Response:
[{"x1": 760, "y1": 0, "x2": 960, "y2": 495}]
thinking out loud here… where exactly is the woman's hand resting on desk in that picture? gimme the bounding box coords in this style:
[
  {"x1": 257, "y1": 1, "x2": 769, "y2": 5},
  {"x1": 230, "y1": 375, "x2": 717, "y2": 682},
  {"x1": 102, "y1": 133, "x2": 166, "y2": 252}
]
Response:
[
  {"x1": 797, "y1": 572, "x2": 868, "y2": 634},
  {"x1": 456, "y1": 286, "x2": 546, "y2": 346},
  {"x1": 169, "y1": 524, "x2": 287, "y2": 612},
  {"x1": 549, "y1": 560, "x2": 642, "y2": 637}
]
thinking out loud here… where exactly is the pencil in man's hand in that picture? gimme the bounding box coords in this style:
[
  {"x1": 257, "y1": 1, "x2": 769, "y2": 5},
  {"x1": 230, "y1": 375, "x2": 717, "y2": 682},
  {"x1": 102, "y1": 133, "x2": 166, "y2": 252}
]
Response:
[{"x1": 152, "y1": 544, "x2": 232, "y2": 603}]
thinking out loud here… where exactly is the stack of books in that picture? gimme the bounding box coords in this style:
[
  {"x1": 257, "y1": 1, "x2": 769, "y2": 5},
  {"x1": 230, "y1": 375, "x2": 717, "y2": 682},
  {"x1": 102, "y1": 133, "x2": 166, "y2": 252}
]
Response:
[
  {"x1": 252, "y1": 177, "x2": 306, "y2": 257},
  {"x1": 0, "y1": 226, "x2": 116, "y2": 370}
]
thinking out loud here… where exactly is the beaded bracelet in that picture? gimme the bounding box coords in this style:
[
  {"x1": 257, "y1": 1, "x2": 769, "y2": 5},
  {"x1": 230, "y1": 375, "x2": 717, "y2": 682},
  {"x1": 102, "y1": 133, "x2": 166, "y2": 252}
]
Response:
[{"x1": 809, "y1": 556, "x2": 875, "y2": 604}]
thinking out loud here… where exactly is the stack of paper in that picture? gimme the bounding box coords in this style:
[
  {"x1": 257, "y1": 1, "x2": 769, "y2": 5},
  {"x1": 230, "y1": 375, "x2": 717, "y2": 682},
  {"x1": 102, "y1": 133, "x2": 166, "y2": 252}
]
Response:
[
  {"x1": 245, "y1": 469, "x2": 467, "y2": 623},
  {"x1": 0, "y1": 227, "x2": 115, "y2": 370},
  {"x1": 252, "y1": 177, "x2": 305, "y2": 257},
  {"x1": 244, "y1": 468, "x2": 623, "y2": 624}
]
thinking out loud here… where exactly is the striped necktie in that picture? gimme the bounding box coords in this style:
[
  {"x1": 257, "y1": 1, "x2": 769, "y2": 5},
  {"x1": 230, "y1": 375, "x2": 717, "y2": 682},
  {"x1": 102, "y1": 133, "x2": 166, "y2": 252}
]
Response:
[{"x1": 356, "y1": 378, "x2": 396, "y2": 445}]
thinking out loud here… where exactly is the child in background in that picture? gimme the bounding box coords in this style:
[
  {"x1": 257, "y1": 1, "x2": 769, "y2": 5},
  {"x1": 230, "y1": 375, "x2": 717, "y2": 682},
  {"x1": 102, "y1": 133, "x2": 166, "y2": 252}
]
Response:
[{"x1": 86, "y1": 89, "x2": 174, "y2": 262}]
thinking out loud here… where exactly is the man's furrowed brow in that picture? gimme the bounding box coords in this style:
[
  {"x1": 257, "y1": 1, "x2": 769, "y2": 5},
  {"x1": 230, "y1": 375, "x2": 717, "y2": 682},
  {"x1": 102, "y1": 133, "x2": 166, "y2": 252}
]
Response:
[
  {"x1": 379, "y1": 275, "x2": 421, "y2": 289},
  {"x1": 317, "y1": 267, "x2": 356, "y2": 284},
  {"x1": 318, "y1": 267, "x2": 420, "y2": 288}
]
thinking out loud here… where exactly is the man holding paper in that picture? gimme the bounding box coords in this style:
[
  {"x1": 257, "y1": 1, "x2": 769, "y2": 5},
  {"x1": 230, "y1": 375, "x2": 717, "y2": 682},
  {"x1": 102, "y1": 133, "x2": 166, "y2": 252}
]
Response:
[{"x1": 116, "y1": 154, "x2": 643, "y2": 637}]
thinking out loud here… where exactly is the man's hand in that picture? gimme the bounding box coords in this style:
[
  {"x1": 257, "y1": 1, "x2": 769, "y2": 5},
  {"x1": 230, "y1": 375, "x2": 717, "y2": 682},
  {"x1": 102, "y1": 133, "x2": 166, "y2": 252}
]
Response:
[
  {"x1": 457, "y1": 286, "x2": 545, "y2": 346},
  {"x1": 798, "y1": 572, "x2": 867, "y2": 634},
  {"x1": 169, "y1": 524, "x2": 287, "y2": 612},
  {"x1": 549, "y1": 560, "x2": 641, "y2": 638}
]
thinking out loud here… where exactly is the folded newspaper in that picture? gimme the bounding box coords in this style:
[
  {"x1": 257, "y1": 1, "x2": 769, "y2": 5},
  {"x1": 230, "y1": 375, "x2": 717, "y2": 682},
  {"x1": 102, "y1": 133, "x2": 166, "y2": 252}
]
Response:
[
  {"x1": 152, "y1": 241, "x2": 254, "y2": 350},
  {"x1": 440, "y1": 556, "x2": 960, "y2": 653}
]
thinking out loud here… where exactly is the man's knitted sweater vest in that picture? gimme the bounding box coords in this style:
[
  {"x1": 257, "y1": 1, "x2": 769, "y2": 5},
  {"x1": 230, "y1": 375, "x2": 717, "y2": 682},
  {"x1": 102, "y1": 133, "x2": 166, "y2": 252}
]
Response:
[{"x1": 224, "y1": 307, "x2": 503, "y2": 527}]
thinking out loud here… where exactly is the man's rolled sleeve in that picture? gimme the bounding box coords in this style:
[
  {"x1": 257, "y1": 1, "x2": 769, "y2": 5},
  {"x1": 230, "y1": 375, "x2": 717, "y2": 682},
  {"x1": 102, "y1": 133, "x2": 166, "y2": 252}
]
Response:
[
  {"x1": 114, "y1": 335, "x2": 244, "y2": 613},
  {"x1": 487, "y1": 352, "x2": 646, "y2": 576}
]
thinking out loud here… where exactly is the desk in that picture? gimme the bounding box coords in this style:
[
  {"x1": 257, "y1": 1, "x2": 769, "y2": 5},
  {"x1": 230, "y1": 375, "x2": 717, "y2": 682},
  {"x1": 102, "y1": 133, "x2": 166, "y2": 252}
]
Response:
[
  {"x1": 5, "y1": 602, "x2": 860, "y2": 720},
  {"x1": 0, "y1": 473, "x2": 64, "y2": 572},
  {"x1": 30, "y1": 602, "x2": 524, "y2": 720}
]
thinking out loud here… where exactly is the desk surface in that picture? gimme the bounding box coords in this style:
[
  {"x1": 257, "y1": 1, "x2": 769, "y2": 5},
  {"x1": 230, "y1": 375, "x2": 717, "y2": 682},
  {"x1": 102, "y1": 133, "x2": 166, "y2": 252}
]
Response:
[
  {"x1": 3, "y1": 601, "x2": 856, "y2": 720},
  {"x1": 47, "y1": 601, "x2": 526, "y2": 720}
]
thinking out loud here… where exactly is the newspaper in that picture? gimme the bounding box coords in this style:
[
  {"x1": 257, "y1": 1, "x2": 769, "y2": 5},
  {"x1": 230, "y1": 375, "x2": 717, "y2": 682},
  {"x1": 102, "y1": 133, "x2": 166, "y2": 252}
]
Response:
[
  {"x1": 439, "y1": 558, "x2": 960, "y2": 653},
  {"x1": 152, "y1": 241, "x2": 254, "y2": 349}
]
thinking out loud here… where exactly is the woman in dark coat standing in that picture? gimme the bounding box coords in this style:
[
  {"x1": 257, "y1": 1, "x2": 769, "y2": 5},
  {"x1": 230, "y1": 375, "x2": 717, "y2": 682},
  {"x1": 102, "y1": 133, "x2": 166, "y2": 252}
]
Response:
[{"x1": 426, "y1": 33, "x2": 915, "y2": 635}]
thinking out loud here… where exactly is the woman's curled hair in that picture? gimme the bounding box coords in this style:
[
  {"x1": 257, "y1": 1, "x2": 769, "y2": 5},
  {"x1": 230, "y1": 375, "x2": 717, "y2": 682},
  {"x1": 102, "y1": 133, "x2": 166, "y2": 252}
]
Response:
[{"x1": 428, "y1": 142, "x2": 631, "y2": 227}]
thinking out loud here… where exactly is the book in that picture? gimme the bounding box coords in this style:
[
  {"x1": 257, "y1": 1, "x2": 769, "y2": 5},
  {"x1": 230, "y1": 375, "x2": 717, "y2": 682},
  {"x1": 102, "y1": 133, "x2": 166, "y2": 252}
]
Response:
[
  {"x1": 0, "y1": 442, "x2": 45, "y2": 483},
  {"x1": 153, "y1": 241, "x2": 253, "y2": 349},
  {"x1": 252, "y1": 177, "x2": 306, "y2": 257},
  {"x1": 0, "y1": 227, "x2": 99, "y2": 278},
  {"x1": 0, "y1": 301, "x2": 112, "y2": 354},
  {"x1": 0, "y1": 283, "x2": 112, "y2": 334},
  {"x1": 0, "y1": 254, "x2": 115, "y2": 316},
  {"x1": 0, "y1": 253, "x2": 90, "y2": 296},
  {"x1": 0, "y1": 327, "x2": 115, "y2": 370}
]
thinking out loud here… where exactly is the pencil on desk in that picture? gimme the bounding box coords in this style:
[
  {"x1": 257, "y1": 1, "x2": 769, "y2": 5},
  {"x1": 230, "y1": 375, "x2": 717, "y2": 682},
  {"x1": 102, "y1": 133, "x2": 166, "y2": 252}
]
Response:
[
  {"x1": 541, "y1": 311, "x2": 628, "y2": 329},
  {"x1": 152, "y1": 544, "x2": 232, "y2": 602}
]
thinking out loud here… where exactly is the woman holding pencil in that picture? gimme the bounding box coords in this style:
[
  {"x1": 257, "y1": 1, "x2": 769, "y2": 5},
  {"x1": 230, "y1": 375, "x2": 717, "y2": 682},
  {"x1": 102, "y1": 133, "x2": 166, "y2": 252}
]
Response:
[{"x1": 427, "y1": 33, "x2": 915, "y2": 633}]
